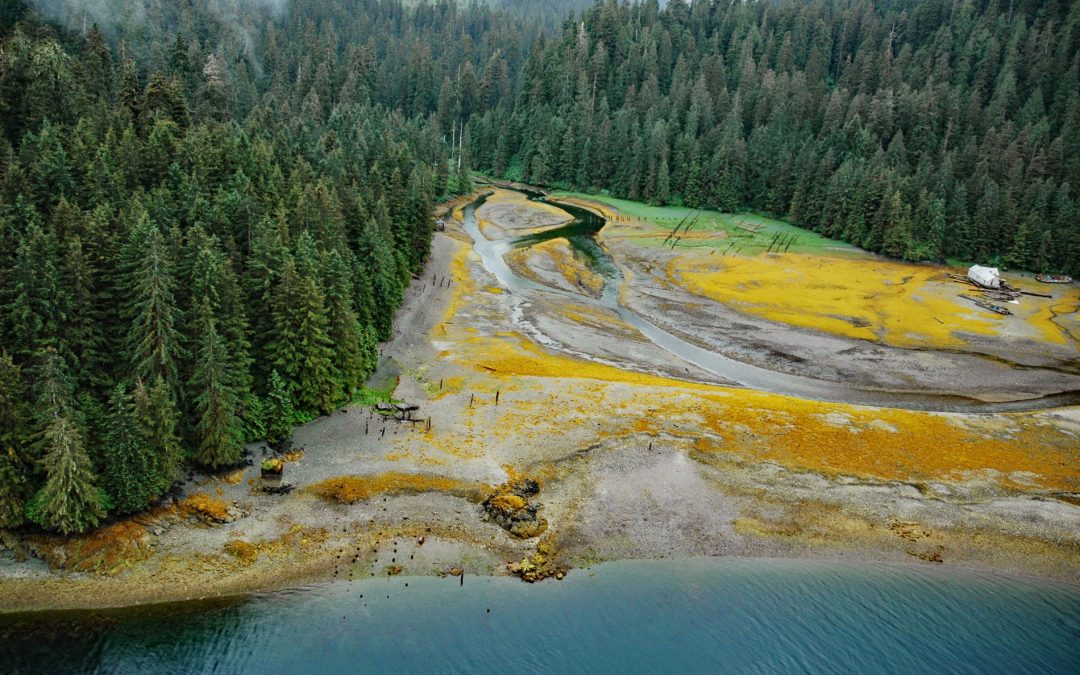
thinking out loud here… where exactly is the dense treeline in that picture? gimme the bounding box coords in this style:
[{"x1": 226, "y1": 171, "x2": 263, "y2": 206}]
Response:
[
  {"x1": 468, "y1": 0, "x2": 1080, "y2": 273},
  {"x1": 0, "y1": 0, "x2": 490, "y2": 533}
]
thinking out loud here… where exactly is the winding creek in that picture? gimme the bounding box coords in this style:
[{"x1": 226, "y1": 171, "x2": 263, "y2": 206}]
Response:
[{"x1": 463, "y1": 191, "x2": 1080, "y2": 413}]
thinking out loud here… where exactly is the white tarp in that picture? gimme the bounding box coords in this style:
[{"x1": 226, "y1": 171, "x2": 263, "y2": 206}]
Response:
[{"x1": 967, "y1": 265, "x2": 1001, "y2": 289}]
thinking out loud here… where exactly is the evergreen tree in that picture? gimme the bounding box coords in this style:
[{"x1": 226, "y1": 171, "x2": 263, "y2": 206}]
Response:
[
  {"x1": 0, "y1": 350, "x2": 31, "y2": 527},
  {"x1": 26, "y1": 414, "x2": 108, "y2": 534},
  {"x1": 190, "y1": 298, "x2": 244, "y2": 469},
  {"x1": 25, "y1": 349, "x2": 106, "y2": 534},
  {"x1": 102, "y1": 383, "x2": 165, "y2": 515},
  {"x1": 265, "y1": 369, "x2": 295, "y2": 446},
  {"x1": 133, "y1": 376, "x2": 183, "y2": 490},
  {"x1": 267, "y1": 259, "x2": 339, "y2": 415},
  {"x1": 126, "y1": 216, "x2": 183, "y2": 390}
]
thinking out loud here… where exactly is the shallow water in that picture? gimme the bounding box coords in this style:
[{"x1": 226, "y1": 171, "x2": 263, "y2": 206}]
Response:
[
  {"x1": 464, "y1": 195, "x2": 1080, "y2": 413},
  {"x1": 2, "y1": 558, "x2": 1078, "y2": 674}
]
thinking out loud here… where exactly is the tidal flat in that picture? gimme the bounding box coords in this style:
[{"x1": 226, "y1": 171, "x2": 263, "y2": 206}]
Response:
[{"x1": 2, "y1": 188, "x2": 1078, "y2": 613}]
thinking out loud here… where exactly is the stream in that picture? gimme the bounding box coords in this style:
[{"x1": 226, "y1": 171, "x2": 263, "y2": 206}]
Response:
[{"x1": 462, "y1": 192, "x2": 1080, "y2": 413}]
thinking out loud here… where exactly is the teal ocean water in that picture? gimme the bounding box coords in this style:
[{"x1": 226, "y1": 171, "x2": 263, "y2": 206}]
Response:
[{"x1": 2, "y1": 558, "x2": 1078, "y2": 674}]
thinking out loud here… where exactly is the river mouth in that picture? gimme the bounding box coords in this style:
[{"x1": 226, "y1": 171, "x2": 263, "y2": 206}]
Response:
[{"x1": 464, "y1": 189, "x2": 1080, "y2": 413}]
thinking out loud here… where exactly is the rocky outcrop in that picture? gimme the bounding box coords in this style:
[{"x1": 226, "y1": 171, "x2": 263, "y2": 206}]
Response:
[{"x1": 482, "y1": 477, "x2": 547, "y2": 539}]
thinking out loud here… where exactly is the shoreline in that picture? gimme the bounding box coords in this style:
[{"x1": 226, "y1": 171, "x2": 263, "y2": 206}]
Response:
[
  {"x1": 3, "y1": 189, "x2": 1078, "y2": 615},
  {"x1": 5, "y1": 550, "x2": 1080, "y2": 618}
]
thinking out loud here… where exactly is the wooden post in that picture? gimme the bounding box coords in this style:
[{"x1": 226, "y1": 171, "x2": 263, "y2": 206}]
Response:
[
  {"x1": 766, "y1": 232, "x2": 780, "y2": 253},
  {"x1": 495, "y1": 390, "x2": 500, "y2": 405},
  {"x1": 469, "y1": 394, "x2": 474, "y2": 408}
]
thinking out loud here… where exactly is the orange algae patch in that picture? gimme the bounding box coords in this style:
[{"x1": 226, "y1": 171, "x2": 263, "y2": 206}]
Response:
[
  {"x1": 54, "y1": 520, "x2": 151, "y2": 574},
  {"x1": 488, "y1": 493, "x2": 527, "y2": 511},
  {"x1": 435, "y1": 241, "x2": 475, "y2": 333},
  {"x1": 459, "y1": 332, "x2": 722, "y2": 391},
  {"x1": 307, "y1": 473, "x2": 480, "y2": 504},
  {"x1": 223, "y1": 539, "x2": 258, "y2": 565},
  {"x1": 430, "y1": 375, "x2": 466, "y2": 400},
  {"x1": 562, "y1": 305, "x2": 642, "y2": 337},
  {"x1": 681, "y1": 391, "x2": 1080, "y2": 491},
  {"x1": 668, "y1": 252, "x2": 1057, "y2": 348},
  {"x1": 179, "y1": 494, "x2": 233, "y2": 524},
  {"x1": 220, "y1": 468, "x2": 245, "y2": 484}
]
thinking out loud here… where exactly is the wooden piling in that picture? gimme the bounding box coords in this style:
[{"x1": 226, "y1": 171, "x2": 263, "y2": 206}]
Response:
[{"x1": 765, "y1": 233, "x2": 780, "y2": 253}]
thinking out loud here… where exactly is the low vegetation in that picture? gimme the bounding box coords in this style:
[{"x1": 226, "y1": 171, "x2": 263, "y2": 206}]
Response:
[{"x1": 307, "y1": 473, "x2": 479, "y2": 505}]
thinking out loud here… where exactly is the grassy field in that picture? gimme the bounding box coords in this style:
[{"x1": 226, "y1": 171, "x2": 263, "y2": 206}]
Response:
[{"x1": 552, "y1": 192, "x2": 858, "y2": 256}]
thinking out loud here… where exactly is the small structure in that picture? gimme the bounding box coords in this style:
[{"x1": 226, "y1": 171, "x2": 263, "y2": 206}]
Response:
[
  {"x1": 967, "y1": 265, "x2": 1001, "y2": 289},
  {"x1": 375, "y1": 401, "x2": 395, "y2": 415},
  {"x1": 394, "y1": 403, "x2": 420, "y2": 421}
]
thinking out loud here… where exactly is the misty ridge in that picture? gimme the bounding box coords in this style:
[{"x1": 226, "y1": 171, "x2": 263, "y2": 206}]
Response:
[{"x1": 26, "y1": 0, "x2": 290, "y2": 68}]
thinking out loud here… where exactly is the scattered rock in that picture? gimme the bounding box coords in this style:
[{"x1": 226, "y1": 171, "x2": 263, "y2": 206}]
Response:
[{"x1": 507, "y1": 533, "x2": 567, "y2": 582}]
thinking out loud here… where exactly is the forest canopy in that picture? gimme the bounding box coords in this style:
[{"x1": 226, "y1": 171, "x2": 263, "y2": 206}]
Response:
[
  {"x1": 0, "y1": 0, "x2": 489, "y2": 532},
  {"x1": 468, "y1": 0, "x2": 1080, "y2": 273}
]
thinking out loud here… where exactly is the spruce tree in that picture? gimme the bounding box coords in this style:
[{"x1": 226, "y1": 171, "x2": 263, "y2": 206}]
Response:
[
  {"x1": 325, "y1": 250, "x2": 366, "y2": 397},
  {"x1": 0, "y1": 350, "x2": 31, "y2": 527},
  {"x1": 102, "y1": 383, "x2": 164, "y2": 515},
  {"x1": 9, "y1": 221, "x2": 63, "y2": 364},
  {"x1": 133, "y1": 376, "x2": 183, "y2": 488},
  {"x1": 26, "y1": 414, "x2": 108, "y2": 534},
  {"x1": 26, "y1": 349, "x2": 106, "y2": 534},
  {"x1": 190, "y1": 298, "x2": 244, "y2": 469},
  {"x1": 265, "y1": 369, "x2": 295, "y2": 446},
  {"x1": 267, "y1": 259, "x2": 339, "y2": 416},
  {"x1": 126, "y1": 216, "x2": 183, "y2": 391}
]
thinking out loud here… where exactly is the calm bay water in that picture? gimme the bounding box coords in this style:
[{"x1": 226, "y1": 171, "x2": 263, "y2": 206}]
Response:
[{"x1": 2, "y1": 558, "x2": 1078, "y2": 674}]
